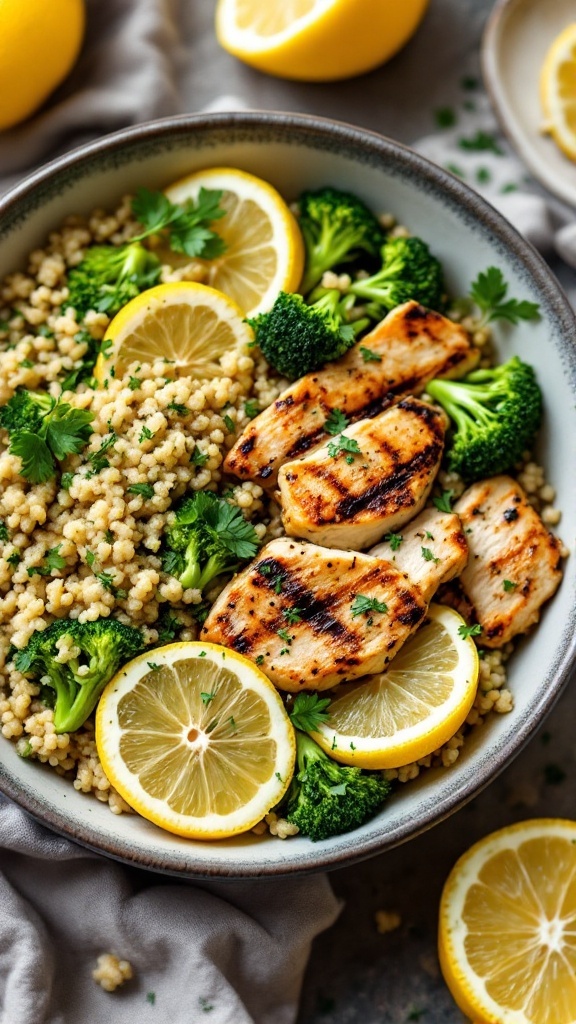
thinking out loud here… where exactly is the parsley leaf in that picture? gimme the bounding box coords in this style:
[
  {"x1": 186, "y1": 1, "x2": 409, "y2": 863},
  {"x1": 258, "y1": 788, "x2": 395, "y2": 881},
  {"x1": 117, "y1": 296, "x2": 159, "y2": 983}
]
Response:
[
  {"x1": 435, "y1": 107, "x2": 457, "y2": 129},
  {"x1": 45, "y1": 406, "x2": 94, "y2": 460},
  {"x1": 131, "y1": 186, "x2": 227, "y2": 260},
  {"x1": 9, "y1": 433, "x2": 55, "y2": 484},
  {"x1": 325, "y1": 408, "x2": 349, "y2": 435},
  {"x1": 88, "y1": 432, "x2": 117, "y2": 473},
  {"x1": 421, "y1": 546, "x2": 440, "y2": 565},
  {"x1": 223, "y1": 414, "x2": 235, "y2": 433},
  {"x1": 244, "y1": 399, "x2": 259, "y2": 419},
  {"x1": 350, "y1": 595, "x2": 388, "y2": 617},
  {"x1": 27, "y1": 545, "x2": 66, "y2": 577},
  {"x1": 503, "y1": 579, "x2": 517, "y2": 592},
  {"x1": 384, "y1": 532, "x2": 403, "y2": 551},
  {"x1": 289, "y1": 693, "x2": 331, "y2": 732},
  {"x1": 200, "y1": 691, "x2": 216, "y2": 705},
  {"x1": 155, "y1": 610, "x2": 181, "y2": 643},
  {"x1": 283, "y1": 606, "x2": 302, "y2": 624},
  {"x1": 458, "y1": 130, "x2": 504, "y2": 156},
  {"x1": 327, "y1": 434, "x2": 361, "y2": 459},
  {"x1": 0, "y1": 520, "x2": 8, "y2": 542},
  {"x1": 359, "y1": 346, "x2": 382, "y2": 363},
  {"x1": 458, "y1": 623, "x2": 482, "y2": 639},
  {"x1": 469, "y1": 267, "x2": 540, "y2": 326},
  {"x1": 433, "y1": 490, "x2": 454, "y2": 513},
  {"x1": 127, "y1": 483, "x2": 155, "y2": 499},
  {"x1": 191, "y1": 445, "x2": 209, "y2": 467},
  {"x1": 139, "y1": 426, "x2": 154, "y2": 442},
  {"x1": 277, "y1": 627, "x2": 292, "y2": 644}
]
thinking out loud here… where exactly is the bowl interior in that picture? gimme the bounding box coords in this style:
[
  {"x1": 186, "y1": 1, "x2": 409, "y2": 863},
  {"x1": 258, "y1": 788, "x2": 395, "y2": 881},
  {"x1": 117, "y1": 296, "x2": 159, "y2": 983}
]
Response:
[{"x1": 0, "y1": 114, "x2": 575, "y2": 877}]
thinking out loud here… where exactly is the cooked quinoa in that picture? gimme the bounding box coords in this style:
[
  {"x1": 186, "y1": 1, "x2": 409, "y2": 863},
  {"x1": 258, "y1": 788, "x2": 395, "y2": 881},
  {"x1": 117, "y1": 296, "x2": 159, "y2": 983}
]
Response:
[
  {"x1": 0, "y1": 194, "x2": 562, "y2": 836},
  {"x1": 92, "y1": 953, "x2": 134, "y2": 992}
]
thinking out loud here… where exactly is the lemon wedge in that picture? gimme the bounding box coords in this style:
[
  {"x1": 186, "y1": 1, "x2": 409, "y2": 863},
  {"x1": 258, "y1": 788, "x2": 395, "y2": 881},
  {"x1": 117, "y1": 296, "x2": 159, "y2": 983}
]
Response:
[
  {"x1": 439, "y1": 819, "x2": 576, "y2": 1024},
  {"x1": 163, "y1": 167, "x2": 304, "y2": 316},
  {"x1": 540, "y1": 23, "x2": 576, "y2": 162},
  {"x1": 215, "y1": 0, "x2": 429, "y2": 82},
  {"x1": 94, "y1": 281, "x2": 253, "y2": 383},
  {"x1": 96, "y1": 642, "x2": 296, "y2": 839},
  {"x1": 311, "y1": 605, "x2": 479, "y2": 770}
]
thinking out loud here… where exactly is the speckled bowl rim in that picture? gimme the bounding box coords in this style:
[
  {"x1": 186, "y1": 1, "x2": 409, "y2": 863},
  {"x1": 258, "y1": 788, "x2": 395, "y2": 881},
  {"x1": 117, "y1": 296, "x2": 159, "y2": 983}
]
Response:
[{"x1": 0, "y1": 110, "x2": 575, "y2": 879}]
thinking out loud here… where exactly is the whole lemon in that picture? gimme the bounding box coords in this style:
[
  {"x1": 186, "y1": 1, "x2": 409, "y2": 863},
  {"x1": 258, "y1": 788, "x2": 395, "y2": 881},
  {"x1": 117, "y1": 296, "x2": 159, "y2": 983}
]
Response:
[
  {"x1": 216, "y1": 0, "x2": 430, "y2": 82},
  {"x1": 0, "y1": 0, "x2": 85, "y2": 131}
]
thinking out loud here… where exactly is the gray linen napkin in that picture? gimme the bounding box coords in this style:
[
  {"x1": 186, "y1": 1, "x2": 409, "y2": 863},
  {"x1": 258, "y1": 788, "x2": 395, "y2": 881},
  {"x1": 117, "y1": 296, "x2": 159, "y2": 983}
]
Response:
[
  {"x1": 0, "y1": 0, "x2": 181, "y2": 194},
  {"x1": 0, "y1": 2, "x2": 340, "y2": 1021},
  {"x1": 0, "y1": 800, "x2": 340, "y2": 1024}
]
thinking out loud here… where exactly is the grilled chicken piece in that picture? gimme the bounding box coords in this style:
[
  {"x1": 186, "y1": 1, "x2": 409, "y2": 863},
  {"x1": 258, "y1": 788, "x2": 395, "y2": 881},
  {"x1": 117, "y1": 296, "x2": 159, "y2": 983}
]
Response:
[
  {"x1": 201, "y1": 537, "x2": 427, "y2": 692},
  {"x1": 225, "y1": 301, "x2": 478, "y2": 489},
  {"x1": 370, "y1": 507, "x2": 469, "y2": 601},
  {"x1": 278, "y1": 398, "x2": 447, "y2": 550},
  {"x1": 454, "y1": 475, "x2": 563, "y2": 647}
]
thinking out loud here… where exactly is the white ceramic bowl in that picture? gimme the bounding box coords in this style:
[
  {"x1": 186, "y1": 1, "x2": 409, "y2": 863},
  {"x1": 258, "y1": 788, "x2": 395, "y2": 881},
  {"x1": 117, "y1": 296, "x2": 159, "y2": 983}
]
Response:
[
  {"x1": 0, "y1": 112, "x2": 575, "y2": 878},
  {"x1": 482, "y1": 0, "x2": 576, "y2": 208}
]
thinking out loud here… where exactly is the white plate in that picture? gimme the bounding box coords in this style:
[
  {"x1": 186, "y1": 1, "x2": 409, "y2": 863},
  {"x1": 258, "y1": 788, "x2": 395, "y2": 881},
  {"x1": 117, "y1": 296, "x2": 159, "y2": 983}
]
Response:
[{"x1": 482, "y1": 0, "x2": 576, "y2": 208}]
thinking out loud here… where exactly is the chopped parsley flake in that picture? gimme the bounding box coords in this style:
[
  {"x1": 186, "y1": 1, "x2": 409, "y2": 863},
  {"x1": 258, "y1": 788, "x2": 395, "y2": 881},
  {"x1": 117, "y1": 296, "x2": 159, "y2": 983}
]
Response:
[
  {"x1": 433, "y1": 490, "x2": 454, "y2": 513},
  {"x1": 327, "y1": 434, "x2": 361, "y2": 459},
  {"x1": 325, "y1": 408, "x2": 349, "y2": 435},
  {"x1": 201, "y1": 691, "x2": 216, "y2": 705},
  {"x1": 503, "y1": 579, "x2": 518, "y2": 592},
  {"x1": 351, "y1": 595, "x2": 388, "y2": 618},
  {"x1": 384, "y1": 532, "x2": 403, "y2": 551},
  {"x1": 283, "y1": 606, "x2": 302, "y2": 624},
  {"x1": 127, "y1": 483, "x2": 155, "y2": 499},
  {"x1": 421, "y1": 546, "x2": 440, "y2": 565},
  {"x1": 359, "y1": 346, "x2": 382, "y2": 363},
  {"x1": 458, "y1": 623, "x2": 482, "y2": 639}
]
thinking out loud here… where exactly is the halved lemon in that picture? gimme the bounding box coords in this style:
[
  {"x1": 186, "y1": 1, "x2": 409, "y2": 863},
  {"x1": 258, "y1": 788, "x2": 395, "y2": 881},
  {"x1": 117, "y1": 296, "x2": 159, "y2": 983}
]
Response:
[
  {"x1": 439, "y1": 819, "x2": 576, "y2": 1024},
  {"x1": 311, "y1": 605, "x2": 479, "y2": 769},
  {"x1": 96, "y1": 642, "x2": 296, "y2": 839},
  {"x1": 215, "y1": 0, "x2": 429, "y2": 82},
  {"x1": 163, "y1": 167, "x2": 304, "y2": 316},
  {"x1": 540, "y1": 23, "x2": 576, "y2": 162},
  {"x1": 94, "y1": 281, "x2": 253, "y2": 383}
]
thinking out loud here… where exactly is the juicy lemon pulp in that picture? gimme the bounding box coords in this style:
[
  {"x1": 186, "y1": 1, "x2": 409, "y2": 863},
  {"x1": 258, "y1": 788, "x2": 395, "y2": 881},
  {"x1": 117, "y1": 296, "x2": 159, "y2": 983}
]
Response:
[
  {"x1": 540, "y1": 23, "x2": 576, "y2": 162},
  {"x1": 312, "y1": 605, "x2": 479, "y2": 769},
  {"x1": 95, "y1": 281, "x2": 252, "y2": 384},
  {"x1": 164, "y1": 168, "x2": 304, "y2": 316},
  {"x1": 96, "y1": 643, "x2": 295, "y2": 838},
  {"x1": 439, "y1": 819, "x2": 576, "y2": 1024}
]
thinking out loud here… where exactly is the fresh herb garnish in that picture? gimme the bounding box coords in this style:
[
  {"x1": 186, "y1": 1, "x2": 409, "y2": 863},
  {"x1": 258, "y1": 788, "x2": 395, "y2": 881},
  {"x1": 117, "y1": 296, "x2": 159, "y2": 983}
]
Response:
[
  {"x1": 277, "y1": 628, "x2": 292, "y2": 644},
  {"x1": 244, "y1": 399, "x2": 259, "y2": 419},
  {"x1": 0, "y1": 520, "x2": 8, "y2": 542},
  {"x1": 421, "y1": 546, "x2": 440, "y2": 564},
  {"x1": 139, "y1": 426, "x2": 154, "y2": 442},
  {"x1": 167, "y1": 401, "x2": 188, "y2": 416},
  {"x1": 359, "y1": 346, "x2": 382, "y2": 363},
  {"x1": 289, "y1": 692, "x2": 331, "y2": 732},
  {"x1": 201, "y1": 692, "x2": 216, "y2": 705},
  {"x1": 27, "y1": 545, "x2": 66, "y2": 577},
  {"x1": 127, "y1": 483, "x2": 155, "y2": 499},
  {"x1": 327, "y1": 434, "x2": 361, "y2": 459},
  {"x1": 0, "y1": 391, "x2": 94, "y2": 484},
  {"x1": 384, "y1": 532, "x2": 403, "y2": 551},
  {"x1": 350, "y1": 595, "x2": 388, "y2": 618},
  {"x1": 469, "y1": 267, "x2": 540, "y2": 326},
  {"x1": 131, "y1": 186, "x2": 227, "y2": 260},
  {"x1": 435, "y1": 107, "x2": 457, "y2": 129},
  {"x1": 88, "y1": 431, "x2": 117, "y2": 473},
  {"x1": 433, "y1": 490, "x2": 454, "y2": 513},
  {"x1": 191, "y1": 445, "x2": 209, "y2": 467},
  {"x1": 458, "y1": 130, "x2": 504, "y2": 156},
  {"x1": 283, "y1": 607, "x2": 302, "y2": 624},
  {"x1": 325, "y1": 408, "x2": 349, "y2": 435},
  {"x1": 223, "y1": 414, "x2": 235, "y2": 433},
  {"x1": 503, "y1": 579, "x2": 518, "y2": 592},
  {"x1": 458, "y1": 623, "x2": 482, "y2": 639}
]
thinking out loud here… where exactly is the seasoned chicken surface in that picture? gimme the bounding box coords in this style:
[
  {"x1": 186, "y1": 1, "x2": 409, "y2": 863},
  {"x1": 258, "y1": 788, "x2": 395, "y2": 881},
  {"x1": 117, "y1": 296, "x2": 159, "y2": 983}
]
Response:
[
  {"x1": 278, "y1": 398, "x2": 446, "y2": 550},
  {"x1": 225, "y1": 301, "x2": 479, "y2": 489},
  {"x1": 370, "y1": 507, "x2": 469, "y2": 601},
  {"x1": 454, "y1": 475, "x2": 563, "y2": 647},
  {"x1": 201, "y1": 537, "x2": 427, "y2": 691}
]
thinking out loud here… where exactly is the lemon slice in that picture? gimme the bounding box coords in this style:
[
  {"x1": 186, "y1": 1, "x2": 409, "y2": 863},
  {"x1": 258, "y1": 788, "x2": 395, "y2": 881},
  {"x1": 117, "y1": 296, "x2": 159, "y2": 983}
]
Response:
[
  {"x1": 311, "y1": 605, "x2": 479, "y2": 769},
  {"x1": 215, "y1": 0, "x2": 429, "y2": 82},
  {"x1": 94, "y1": 281, "x2": 253, "y2": 383},
  {"x1": 96, "y1": 642, "x2": 296, "y2": 839},
  {"x1": 163, "y1": 167, "x2": 304, "y2": 316},
  {"x1": 439, "y1": 819, "x2": 576, "y2": 1024},
  {"x1": 540, "y1": 23, "x2": 576, "y2": 162}
]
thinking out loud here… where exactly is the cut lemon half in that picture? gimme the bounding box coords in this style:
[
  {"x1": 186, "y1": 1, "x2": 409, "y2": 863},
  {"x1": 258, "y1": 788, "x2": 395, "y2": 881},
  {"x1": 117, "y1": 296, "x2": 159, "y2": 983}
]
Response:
[
  {"x1": 215, "y1": 0, "x2": 429, "y2": 82},
  {"x1": 439, "y1": 819, "x2": 576, "y2": 1024},
  {"x1": 94, "y1": 281, "x2": 253, "y2": 383},
  {"x1": 96, "y1": 642, "x2": 296, "y2": 839},
  {"x1": 540, "y1": 23, "x2": 576, "y2": 162},
  {"x1": 311, "y1": 604, "x2": 479, "y2": 769},
  {"x1": 163, "y1": 167, "x2": 304, "y2": 316}
]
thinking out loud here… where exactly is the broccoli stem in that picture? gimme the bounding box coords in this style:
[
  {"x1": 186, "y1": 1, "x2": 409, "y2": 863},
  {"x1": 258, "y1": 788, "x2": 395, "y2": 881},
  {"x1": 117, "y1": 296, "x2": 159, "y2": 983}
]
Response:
[
  {"x1": 52, "y1": 677, "x2": 109, "y2": 733},
  {"x1": 295, "y1": 729, "x2": 327, "y2": 773}
]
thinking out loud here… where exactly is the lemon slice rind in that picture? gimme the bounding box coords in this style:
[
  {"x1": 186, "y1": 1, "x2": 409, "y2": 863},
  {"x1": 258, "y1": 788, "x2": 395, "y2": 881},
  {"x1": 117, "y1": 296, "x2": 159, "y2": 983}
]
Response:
[
  {"x1": 439, "y1": 818, "x2": 576, "y2": 1024},
  {"x1": 540, "y1": 22, "x2": 576, "y2": 162},
  {"x1": 311, "y1": 605, "x2": 479, "y2": 770},
  {"x1": 96, "y1": 642, "x2": 296, "y2": 839},
  {"x1": 164, "y1": 167, "x2": 304, "y2": 317},
  {"x1": 94, "y1": 281, "x2": 252, "y2": 384}
]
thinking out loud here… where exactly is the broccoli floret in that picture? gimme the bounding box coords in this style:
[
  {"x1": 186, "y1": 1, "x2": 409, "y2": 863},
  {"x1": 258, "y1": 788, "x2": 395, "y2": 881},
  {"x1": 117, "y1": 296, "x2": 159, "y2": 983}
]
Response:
[
  {"x1": 14, "y1": 618, "x2": 144, "y2": 733},
  {"x1": 163, "y1": 491, "x2": 259, "y2": 592},
  {"x1": 298, "y1": 187, "x2": 385, "y2": 294},
  {"x1": 248, "y1": 289, "x2": 368, "y2": 380},
  {"x1": 66, "y1": 241, "x2": 162, "y2": 318},
  {"x1": 0, "y1": 390, "x2": 54, "y2": 434},
  {"x1": 348, "y1": 236, "x2": 445, "y2": 314},
  {"x1": 426, "y1": 356, "x2": 542, "y2": 483},
  {"x1": 285, "y1": 732, "x2": 391, "y2": 841}
]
